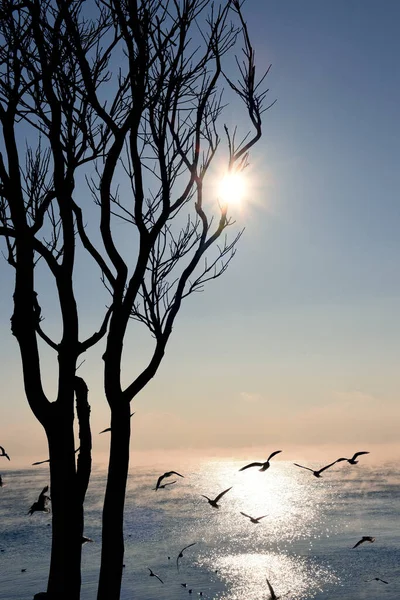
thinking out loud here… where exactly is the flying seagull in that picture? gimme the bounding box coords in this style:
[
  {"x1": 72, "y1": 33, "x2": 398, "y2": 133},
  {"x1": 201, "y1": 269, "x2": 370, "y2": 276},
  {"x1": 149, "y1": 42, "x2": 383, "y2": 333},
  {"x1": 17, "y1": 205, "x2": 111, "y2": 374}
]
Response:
[
  {"x1": 352, "y1": 536, "x2": 375, "y2": 549},
  {"x1": 239, "y1": 450, "x2": 282, "y2": 472},
  {"x1": 0, "y1": 446, "x2": 10, "y2": 461},
  {"x1": 28, "y1": 486, "x2": 51, "y2": 515},
  {"x1": 293, "y1": 460, "x2": 339, "y2": 478},
  {"x1": 201, "y1": 487, "x2": 232, "y2": 508},
  {"x1": 155, "y1": 471, "x2": 184, "y2": 490},
  {"x1": 240, "y1": 512, "x2": 268, "y2": 524},
  {"x1": 364, "y1": 577, "x2": 388, "y2": 584},
  {"x1": 99, "y1": 412, "x2": 135, "y2": 434},
  {"x1": 148, "y1": 567, "x2": 164, "y2": 584},
  {"x1": 336, "y1": 451, "x2": 369, "y2": 465},
  {"x1": 176, "y1": 542, "x2": 197, "y2": 571}
]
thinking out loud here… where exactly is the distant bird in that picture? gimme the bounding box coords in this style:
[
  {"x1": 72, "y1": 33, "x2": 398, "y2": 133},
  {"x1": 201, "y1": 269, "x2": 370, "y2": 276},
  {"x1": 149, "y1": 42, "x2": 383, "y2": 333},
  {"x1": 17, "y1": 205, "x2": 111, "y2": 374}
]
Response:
[
  {"x1": 99, "y1": 412, "x2": 135, "y2": 434},
  {"x1": 240, "y1": 512, "x2": 268, "y2": 524},
  {"x1": 239, "y1": 450, "x2": 282, "y2": 472},
  {"x1": 176, "y1": 542, "x2": 196, "y2": 571},
  {"x1": 148, "y1": 567, "x2": 164, "y2": 584},
  {"x1": 364, "y1": 577, "x2": 388, "y2": 584},
  {"x1": 0, "y1": 446, "x2": 10, "y2": 461},
  {"x1": 293, "y1": 460, "x2": 339, "y2": 478},
  {"x1": 21, "y1": 568, "x2": 26, "y2": 572},
  {"x1": 201, "y1": 487, "x2": 232, "y2": 508},
  {"x1": 155, "y1": 471, "x2": 184, "y2": 490},
  {"x1": 352, "y1": 536, "x2": 375, "y2": 549},
  {"x1": 32, "y1": 447, "x2": 80, "y2": 465},
  {"x1": 81, "y1": 536, "x2": 94, "y2": 544},
  {"x1": 28, "y1": 486, "x2": 51, "y2": 515},
  {"x1": 181, "y1": 583, "x2": 188, "y2": 588},
  {"x1": 153, "y1": 480, "x2": 177, "y2": 490},
  {"x1": 336, "y1": 451, "x2": 369, "y2": 465}
]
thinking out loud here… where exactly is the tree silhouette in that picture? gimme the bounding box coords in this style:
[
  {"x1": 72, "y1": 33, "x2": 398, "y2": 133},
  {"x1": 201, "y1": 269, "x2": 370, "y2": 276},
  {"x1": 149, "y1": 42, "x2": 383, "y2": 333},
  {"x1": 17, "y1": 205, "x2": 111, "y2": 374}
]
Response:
[{"x1": 0, "y1": 1, "x2": 272, "y2": 598}]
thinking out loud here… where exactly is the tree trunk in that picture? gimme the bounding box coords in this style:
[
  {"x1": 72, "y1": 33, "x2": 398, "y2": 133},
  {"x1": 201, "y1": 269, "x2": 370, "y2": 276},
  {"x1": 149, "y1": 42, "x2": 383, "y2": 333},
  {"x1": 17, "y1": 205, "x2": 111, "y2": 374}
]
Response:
[
  {"x1": 46, "y1": 422, "x2": 83, "y2": 600},
  {"x1": 97, "y1": 402, "x2": 131, "y2": 600}
]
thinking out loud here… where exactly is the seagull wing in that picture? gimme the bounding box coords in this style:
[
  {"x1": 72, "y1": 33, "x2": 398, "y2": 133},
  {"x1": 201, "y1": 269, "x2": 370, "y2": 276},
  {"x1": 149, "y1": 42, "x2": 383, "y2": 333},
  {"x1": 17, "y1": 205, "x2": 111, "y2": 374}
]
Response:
[
  {"x1": 180, "y1": 542, "x2": 197, "y2": 553},
  {"x1": 255, "y1": 515, "x2": 268, "y2": 521},
  {"x1": 351, "y1": 451, "x2": 369, "y2": 461},
  {"x1": 240, "y1": 512, "x2": 252, "y2": 519},
  {"x1": 266, "y1": 577, "x2": 277, "y2": 599},
  {"x1": 318, "y1": 460, "x2": 339, "y2": 474},
  {"x1": 164, "y1": 481, "x2": 177, "y2": 487},
  {"x1": 214, "y1": 487, "x2": 232, "y2": 502},
  {"x1": 155, "y1": 573, "x2": 164, "y2": 584},
  {"x1": 293, "y1": 463, "x2": 313, "y2": 472},
  {"x1": 39, "y1": 486, "x2": 49, "y2": 500},
  {"x1": 155, "y1": 474, "x2": 165, "y2": 490},
  {"x1": 32, "y1": 459, "x2": 50, "y2": 465},
  {"x1": 377, "y1": 578, "x2": 388, "y2": 584},
  {"x1": 352, "y1": 538, "x2": 363, "y2": 548},
  {"x1": 239, "y1": 462, "x2": 263, "y2": 471},
  {"x1": 99, "y1": 427, "x2": 111, "y2": 434},
  {"x1": 266, "y1": 450, "x2": 282, "y2": 462},
  {"x1": 167, "y1": 470, "x2": 184, "y2": 478}
]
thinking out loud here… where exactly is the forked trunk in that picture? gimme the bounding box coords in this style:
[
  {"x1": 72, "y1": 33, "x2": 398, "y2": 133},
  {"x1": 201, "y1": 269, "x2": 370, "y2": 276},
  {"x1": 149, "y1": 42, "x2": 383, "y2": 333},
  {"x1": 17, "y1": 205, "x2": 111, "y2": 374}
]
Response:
[{"x1": 97, "y1": 404, "x2": 131, "y2": 600}]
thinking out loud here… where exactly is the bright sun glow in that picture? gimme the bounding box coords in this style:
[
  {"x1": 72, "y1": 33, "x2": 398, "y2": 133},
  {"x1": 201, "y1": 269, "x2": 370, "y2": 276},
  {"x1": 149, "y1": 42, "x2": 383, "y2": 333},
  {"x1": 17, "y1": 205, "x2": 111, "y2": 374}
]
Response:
[{"x1": 218, "y1": 172, "x2": 246, "y2": 205}]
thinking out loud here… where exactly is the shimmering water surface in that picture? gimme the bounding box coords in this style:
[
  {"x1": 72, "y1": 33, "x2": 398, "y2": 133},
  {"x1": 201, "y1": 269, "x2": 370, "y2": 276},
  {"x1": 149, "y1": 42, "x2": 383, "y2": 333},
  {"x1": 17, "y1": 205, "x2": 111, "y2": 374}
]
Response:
[{"x1": 0, "y1": 460, "x2": 399, "y2": 599}]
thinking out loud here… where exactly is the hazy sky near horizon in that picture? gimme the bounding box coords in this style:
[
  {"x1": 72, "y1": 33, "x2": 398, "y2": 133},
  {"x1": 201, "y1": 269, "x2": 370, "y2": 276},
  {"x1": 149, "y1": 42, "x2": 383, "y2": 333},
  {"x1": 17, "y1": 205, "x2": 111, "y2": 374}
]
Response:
[{"x1": 0, "y1": 0, "x2": 399, "y2": 463}]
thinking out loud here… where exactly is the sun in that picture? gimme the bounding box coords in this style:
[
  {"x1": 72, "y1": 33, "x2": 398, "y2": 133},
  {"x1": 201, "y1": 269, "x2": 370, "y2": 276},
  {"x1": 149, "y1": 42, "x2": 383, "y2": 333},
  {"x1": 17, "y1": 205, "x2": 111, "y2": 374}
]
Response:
[{"x1": 218, "y1": 172, "x2": 246, "y2": 206}]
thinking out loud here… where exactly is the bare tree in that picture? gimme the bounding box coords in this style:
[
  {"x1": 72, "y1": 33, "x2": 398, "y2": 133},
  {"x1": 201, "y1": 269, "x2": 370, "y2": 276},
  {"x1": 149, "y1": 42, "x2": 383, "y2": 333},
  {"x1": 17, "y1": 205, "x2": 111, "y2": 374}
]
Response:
[{"x1": 0, "y1": 0, "x2": 272, "y2": 598}]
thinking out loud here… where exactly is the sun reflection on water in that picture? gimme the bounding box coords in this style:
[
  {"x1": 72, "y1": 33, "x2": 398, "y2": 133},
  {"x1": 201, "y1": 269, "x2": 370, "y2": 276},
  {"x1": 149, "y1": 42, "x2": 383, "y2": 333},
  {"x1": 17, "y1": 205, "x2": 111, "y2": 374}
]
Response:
[
  {"x1": 197, "y1": 551, "x2": 339, "y2": 600},
  {"x1": 179, "y1": 459, "x2": 343, "y2": 598}
]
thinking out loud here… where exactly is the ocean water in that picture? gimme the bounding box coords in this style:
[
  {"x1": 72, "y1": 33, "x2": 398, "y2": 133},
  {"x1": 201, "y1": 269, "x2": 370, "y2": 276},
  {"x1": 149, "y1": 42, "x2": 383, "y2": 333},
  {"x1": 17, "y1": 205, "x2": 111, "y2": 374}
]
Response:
[{"x1": 0, "y1": 459, "x2": 399, "y2": 600}]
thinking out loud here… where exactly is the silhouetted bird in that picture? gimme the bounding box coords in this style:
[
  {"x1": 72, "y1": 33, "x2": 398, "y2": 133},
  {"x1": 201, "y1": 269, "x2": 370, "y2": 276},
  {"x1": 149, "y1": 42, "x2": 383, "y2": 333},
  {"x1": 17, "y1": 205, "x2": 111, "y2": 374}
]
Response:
[
  {"x1": 181, "y1": 583, "x2": 187, "y2": 588},
  {"x1": 148, "y1": 567, "x2": 164, "y2": 584},
  {"x1": 0, "y1": 446, "x2": 10, "y2": 461},
  {"x1": 81, "y1": 536, "x2": 94, "y2": 544},
  {"x1": 293, "y1": 460, "x2": 339, "y2": 478},
  {"x1": 336, "y1": 451, "x2": 369, "y2": 465},
  {"x1": 155, "y1": 471, "x2": 184, "y2": 490},
  {"x1": 99, "y1": 412, "x2": 135, "y2": 434},
  {"x1": 239, "y1": 450, "x2": 282, "y2": 472},
  {"x1": 28, "y1": 486, "x2": 50, "y2": 515},
  {"x1": 240, "y1": 512, "x2": 268, "y2": 524},
  {"x1": 176, "y1": 542, "x2": 196, "y2": 571},
  {"x1": 201, "y1": 487, "x2": 232, "y2": 508},
  {"x1": 364, "y1": 577, "x2": 388, "y2": 584},
  {"x1": 352, "y1": 536, "x2": 375, "y2": 549}
]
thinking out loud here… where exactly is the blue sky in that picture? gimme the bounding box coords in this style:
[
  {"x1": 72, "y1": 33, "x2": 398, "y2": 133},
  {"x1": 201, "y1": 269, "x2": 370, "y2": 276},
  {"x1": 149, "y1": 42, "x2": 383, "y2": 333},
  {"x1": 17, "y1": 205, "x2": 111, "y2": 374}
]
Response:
[{"x1": 1, "y1": 0, "x2": 399, "y2": 465}]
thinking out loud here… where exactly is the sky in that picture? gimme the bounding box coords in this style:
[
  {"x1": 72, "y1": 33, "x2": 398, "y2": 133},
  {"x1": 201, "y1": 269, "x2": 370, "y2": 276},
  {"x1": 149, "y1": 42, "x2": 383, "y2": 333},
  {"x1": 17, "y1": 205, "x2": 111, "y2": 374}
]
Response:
[{"x1": 1, "y1": 0, "x2": 399, "y2": 467}]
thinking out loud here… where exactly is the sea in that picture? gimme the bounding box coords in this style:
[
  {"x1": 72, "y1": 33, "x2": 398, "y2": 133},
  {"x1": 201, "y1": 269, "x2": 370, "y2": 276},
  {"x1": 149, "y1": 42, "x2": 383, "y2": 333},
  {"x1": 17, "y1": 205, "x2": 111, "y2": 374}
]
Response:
[{"x1": 0, "y1": 458, "x2": 399, "y2": 600}]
